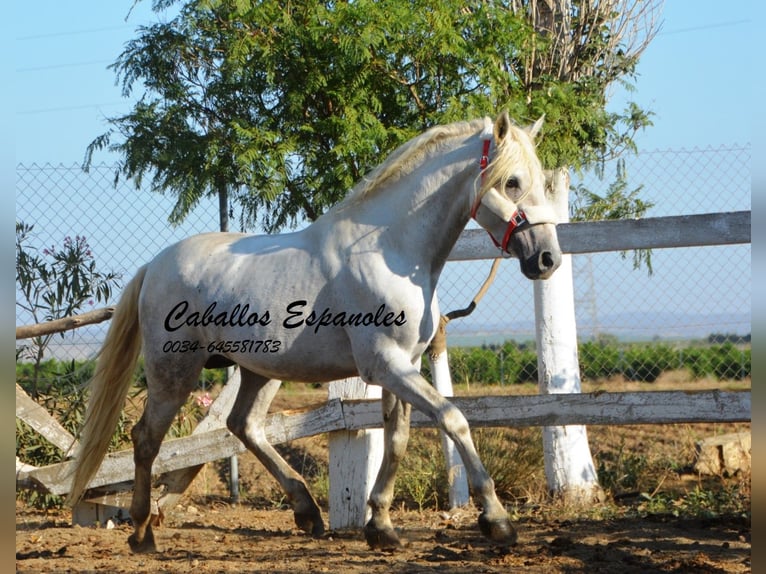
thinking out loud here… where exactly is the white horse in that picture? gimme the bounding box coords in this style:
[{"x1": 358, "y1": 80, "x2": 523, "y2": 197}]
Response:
[{"x1": 68, "y1": 111, "x2": 561, "y2": 552}]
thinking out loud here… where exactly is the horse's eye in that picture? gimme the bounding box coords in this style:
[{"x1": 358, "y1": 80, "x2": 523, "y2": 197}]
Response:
[{"x1": 506, "y1": 177, "x2": 520, "y2": 190}]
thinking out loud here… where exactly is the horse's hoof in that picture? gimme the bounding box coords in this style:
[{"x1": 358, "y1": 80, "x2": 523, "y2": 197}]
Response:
[
  {"x1": 128, "y1": 530, "x2": 158, "y2": 553},
  {"x1": 364, "y1": 521, "x2": 403, "y2": 551},
  {"x1": 295, "y1": 510, "x2": 325, "y2": 538},
  {"x1": 478, "y1": 513, "x2": 517, "y2": 545}
]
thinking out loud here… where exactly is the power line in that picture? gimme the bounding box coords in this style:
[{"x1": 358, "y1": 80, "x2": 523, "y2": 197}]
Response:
[
  {"x1": 16, "y1": 25, "x2": 134, "y2": 42},
  {"x1": 17, "y1": 102, "x2": 127, "y2": 116},
  {"x1": 659, "y1": 19, "x2": 750, "y2": 36},
  {"x1": 17, "y1": 60, "x2": 113, "y2": 73}
]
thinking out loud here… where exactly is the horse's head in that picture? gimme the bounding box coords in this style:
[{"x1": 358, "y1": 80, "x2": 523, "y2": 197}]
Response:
[{"x1": 471, "y1": 112, "x2": 562, "y2": 280}]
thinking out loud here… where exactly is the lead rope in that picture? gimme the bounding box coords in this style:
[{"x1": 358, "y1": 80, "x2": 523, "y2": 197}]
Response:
[{"x1": 427, "y1": 257, "x2": 502, "y2": 360}]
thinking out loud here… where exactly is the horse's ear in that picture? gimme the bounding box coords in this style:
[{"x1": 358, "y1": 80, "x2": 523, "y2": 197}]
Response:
[
  {"x1": 527, "y1": 115, "x2": 545, "y2": 140},
  {"x1": 494, "y1": 110, "x2": 512, "y2": 143}
]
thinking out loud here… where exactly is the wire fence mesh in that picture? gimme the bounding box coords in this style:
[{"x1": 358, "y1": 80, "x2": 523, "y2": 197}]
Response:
[{"x1": 16, "y1": 143, "x2": 751, "y2": 384}]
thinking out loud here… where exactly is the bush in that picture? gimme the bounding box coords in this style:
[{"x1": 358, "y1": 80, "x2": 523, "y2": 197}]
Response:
[
  {"x1": 579, "y1": 340, "x2": 621, "y2": 379},
  {"x1": 683, "y1": 343, "x2": 751, "y2": 381},
  {"x1": 622, "y1": 344, "x2": 677, "y2": 382},
  {"x1": 442, "y1": 338, "x2": 750, "y2": 387},
  {"x1": 711, "y1": 343, "x2": 750, "y2": 380}
]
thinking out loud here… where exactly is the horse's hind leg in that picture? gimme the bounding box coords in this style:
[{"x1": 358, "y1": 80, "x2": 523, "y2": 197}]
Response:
[
  {"x1": 129, "y1": 358, "x2": 203, "y2": 553},
  {"x1": 226, "y1": 369, "x2": 324, "y2": 536},
  {"x1": 364, "y1": 389, "x2": 411, "y2": 550}
]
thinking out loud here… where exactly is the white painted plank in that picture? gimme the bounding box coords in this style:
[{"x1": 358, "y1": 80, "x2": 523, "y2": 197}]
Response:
[
  {"x1": 337, "y1": 390, "x2": 752, "y2": 429},
  {"x1": 16, "y1": 384, "x2": 78, "y2": 453}
]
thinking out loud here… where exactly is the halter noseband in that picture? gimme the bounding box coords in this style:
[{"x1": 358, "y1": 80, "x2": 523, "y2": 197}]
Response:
[{"x1": 471, "y1": 137, "x2": 530, "y2": 254}]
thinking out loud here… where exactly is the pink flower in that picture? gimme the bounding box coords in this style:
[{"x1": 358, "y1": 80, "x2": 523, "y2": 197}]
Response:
[{"x1": 195, "y1": 392, "x2": 213, "y2": 409}]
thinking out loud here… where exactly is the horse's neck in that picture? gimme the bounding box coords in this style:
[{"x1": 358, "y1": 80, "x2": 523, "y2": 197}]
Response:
[{"x1": 338, "y1": 142, "x2": 476, "y2": 272}]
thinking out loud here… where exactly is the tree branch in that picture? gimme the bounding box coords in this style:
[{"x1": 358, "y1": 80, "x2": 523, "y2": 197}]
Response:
[{"x1": 16, "y1": 307, "x2": 115, "y2": 340}]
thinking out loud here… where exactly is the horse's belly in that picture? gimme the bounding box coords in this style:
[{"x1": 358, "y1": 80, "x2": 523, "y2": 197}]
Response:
[{"x1": 154, "y1": 296, "x2": 362, "y2": 382}]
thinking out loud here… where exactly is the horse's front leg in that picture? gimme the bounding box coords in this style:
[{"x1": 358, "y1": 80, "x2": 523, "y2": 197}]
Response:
[
  {"x1": 226, "y1": 370, "x2": 324, "y2": 536},
  {"x1": 362, "y1": 349, "x2": 516, "y2": 546},
  {"x1": 364, "y1": 389, "x2": 411, "y2": 550}
]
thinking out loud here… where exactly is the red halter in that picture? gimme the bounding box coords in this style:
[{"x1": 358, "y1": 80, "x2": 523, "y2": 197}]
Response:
[{"x1": 471, "y1": 138, "x2": 528, "y2": 253}]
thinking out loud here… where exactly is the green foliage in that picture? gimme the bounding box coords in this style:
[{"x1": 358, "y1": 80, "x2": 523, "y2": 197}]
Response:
[
  {"x1": 474, "y1": 427, "x2": 544, "y2": 501},
  {"x1": 87, "y1": 0, "x2": 657, "y2": 232},
  {"x1": 597, "y1": 438, "x2": 649, "y2": 492},
  {"x1": 683, "y1": 343, "x2": 751, "y2": 381},
  {"x1": 622, "y1": 344, "x2": 677, "y2": 383},
  {"x1": 446, "y1": 341, "x2": 539, "y2": 386},
  {"x1": 571, "y1": 158, "x2": 655, "y2": 273},
  {"x1": 443, "y1": 338, "x2": 751, "y2": 387},
  {"x1": 15, "y1": 360, "x2": 133, "y2": 509},
  {"x1": 579, "y1": 339, "x2": 621, "y2": 379},
  {"x1": 395, "y1": 427, "x2": 543, "y2": 510},
  {"x1": 636, "y1": 483, "x2": 749, "y2": 519},
  {"x1": 16, "y1": 222, "x2": 121, "y2": 396},
  {"x1": 397, "y1": 430, "x2": 449, "y2": 510}
]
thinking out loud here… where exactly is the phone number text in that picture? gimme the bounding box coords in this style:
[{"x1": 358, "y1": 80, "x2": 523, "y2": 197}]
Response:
[{"x1": 162, "y1": 339, "x2": 282, "y2": 354}]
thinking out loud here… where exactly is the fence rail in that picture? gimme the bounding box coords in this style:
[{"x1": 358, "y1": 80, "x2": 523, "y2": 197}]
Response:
[{"x1": 450, "y1": 211, "x2": 750, "y2": 260}]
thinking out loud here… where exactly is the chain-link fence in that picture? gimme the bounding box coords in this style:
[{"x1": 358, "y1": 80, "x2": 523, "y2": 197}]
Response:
[
  {"x1": 439, "y1": 144, "x2": 751, "y2": 383},
  {"x1": 16, "y1": 144, "x2": 751, "y2": 383}
]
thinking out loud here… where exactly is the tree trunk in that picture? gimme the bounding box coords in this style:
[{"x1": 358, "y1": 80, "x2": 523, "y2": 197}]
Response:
[
  {"x1": 217, "y1": 178, "x2": 229, "y2": 233},
  {"x1": 533, "y1": 167, "x2": 603, "y2": 504}
]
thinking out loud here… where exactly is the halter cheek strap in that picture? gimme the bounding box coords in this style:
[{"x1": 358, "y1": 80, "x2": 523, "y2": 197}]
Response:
[
  {"x1": 471, "y1": 136, "x2": 530, "y2": 253},
  {"x1": 472, "y1": 187, "x2": 528, "y2": 252},
  {"x1": 479, "y1": 138, "x2": 491, "y2": 178},
  {"x1": 471, "y1": 137, "x2": 557, "y2": 253}
]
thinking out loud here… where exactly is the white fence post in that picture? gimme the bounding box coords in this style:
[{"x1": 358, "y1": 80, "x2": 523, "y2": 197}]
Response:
[
  {"x1": 428, "y1": 349, "x2": 470, "y2": 508},
  {"x1": 533, "y1": 168, "x2": 602, "y2": 502},
  {"x1": 327, "y1": 377, "x2": 383, "y2": 529}
]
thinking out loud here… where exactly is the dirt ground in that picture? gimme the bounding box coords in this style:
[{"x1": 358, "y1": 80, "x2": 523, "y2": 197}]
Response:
[
  {"x1": 15, "y1": 502, "x2": 751, "y2": 573},
  {"x1": 16, "y1": 376, "x2": 751, "y2": 573}
]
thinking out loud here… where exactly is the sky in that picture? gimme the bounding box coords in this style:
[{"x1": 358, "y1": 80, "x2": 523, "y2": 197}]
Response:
[
  {"x1": 13, "y1": 1, "x2": 755, "y2": 347},
  {"x1": 13, "y1": 1, "x2": 755, "y2": 163}
]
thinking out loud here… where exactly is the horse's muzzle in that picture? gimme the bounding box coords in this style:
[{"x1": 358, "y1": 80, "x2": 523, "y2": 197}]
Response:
[{"x1": 520, "y1": 247, "x2": 562, "y2": 280}]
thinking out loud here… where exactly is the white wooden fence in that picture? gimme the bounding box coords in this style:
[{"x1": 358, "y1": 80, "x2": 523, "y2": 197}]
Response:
[{"x1": 16, "y1": 210, "x2": 751, "y2": 525}]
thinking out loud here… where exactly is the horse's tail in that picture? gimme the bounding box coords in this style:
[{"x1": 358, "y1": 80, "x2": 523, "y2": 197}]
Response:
[{"x1": 67, "y1": 264, "x2": 148, "y2": 505}]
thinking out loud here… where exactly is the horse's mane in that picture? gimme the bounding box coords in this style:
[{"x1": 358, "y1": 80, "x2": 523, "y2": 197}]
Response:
[
  {"x1": 338, "y1": 115, "x2": 542, "y2": 207},
  {"x1": 340, "y1": 118, "x2": 487, "y2": 206},
  {"x1": 481, "y1": 121, "x2": 544, "y2": 201}
]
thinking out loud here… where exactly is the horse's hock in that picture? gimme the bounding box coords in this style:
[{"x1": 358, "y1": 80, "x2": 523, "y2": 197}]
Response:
[{"x1": 694, "y1": 431, "x2": 751, "y2": 476}]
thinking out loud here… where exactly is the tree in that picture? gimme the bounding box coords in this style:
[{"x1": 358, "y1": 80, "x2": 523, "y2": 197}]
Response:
[
  {"x1": 86, "y1": 0, "x2": 657, "y2": 233},
  {"x1": 512, "y1": 0, "x2": 663, "y2": 504}
]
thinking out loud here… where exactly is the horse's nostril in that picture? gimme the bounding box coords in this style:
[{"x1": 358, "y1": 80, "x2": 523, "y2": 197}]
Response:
[{"x1": 540, "y1": 251, "x2": 555, "y2": 269}]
